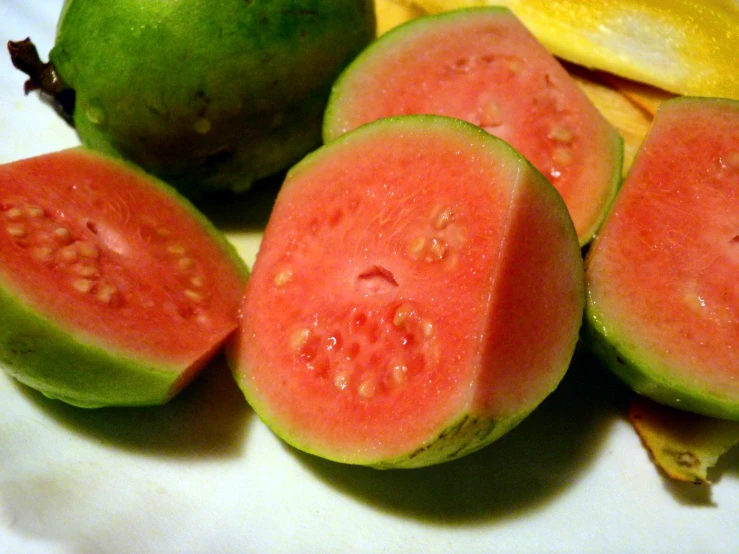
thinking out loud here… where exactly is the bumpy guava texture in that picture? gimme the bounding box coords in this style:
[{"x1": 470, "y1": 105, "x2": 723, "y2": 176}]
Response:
[{"x1": 48, "y1": 0, "x2": 376, "y2": 197}]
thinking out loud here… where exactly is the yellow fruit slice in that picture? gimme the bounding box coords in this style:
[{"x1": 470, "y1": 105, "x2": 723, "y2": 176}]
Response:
[
  {"x1": 567, "y1": 64, "x2": 652, "y2": 171},
  {"x1": 411, "y1": 0, "x2": 739, "y2": 100},
  {"x1": 598, "y1": 73, "x2": 676, "y2": 116},
  {"x1": 374, "y1": 0, "x2": 425, "y2": 35},
  {"x1": 629, "y1": 396, "x2": 739, "y2": 484}
]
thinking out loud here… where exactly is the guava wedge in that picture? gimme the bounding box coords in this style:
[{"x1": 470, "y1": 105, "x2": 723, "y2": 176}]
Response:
[
  {"x1": 229, "y1": 115, "x2": 584, "y2": 468},
  {"x1": 323, "y1": 7, "x2": 622, "y2": 246},
  {"x1": 584, "y1": 96, "x2": 739, "y2": 421},
  {"x1": 411, "y1": 0, "x2": 739, "y2": 100},
  {"x1": 0, "y1": 148, "x2": 248, "y2": 408},
  {"x1": 8, "y1": 0, "x2": 376, "y2": 198}
]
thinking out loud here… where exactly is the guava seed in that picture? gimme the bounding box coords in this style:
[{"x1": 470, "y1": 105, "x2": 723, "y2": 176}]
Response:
[
  {"x1": 274, "y1": 268, "x2": 294, "y2": 287},
  {"x1": 6, "y1": 223, "x2": 26, "y2": 238},
  {"x1": 434, "y1": 206, "x2": 455, "y2": 230},
  {"x1": 548, "y1": 125, "x2": 573, "y2": 144}
]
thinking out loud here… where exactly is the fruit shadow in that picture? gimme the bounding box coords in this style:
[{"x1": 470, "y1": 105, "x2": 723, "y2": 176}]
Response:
[
  {"x1": 196, "y1": 172, "x2": 284, "y2": 233},
  {"x1": 293, "y1": 346, "x2": 632, "y2": 524},
  {"x1": 15, "y1": 353, "x2": 252, "y2": 460}
]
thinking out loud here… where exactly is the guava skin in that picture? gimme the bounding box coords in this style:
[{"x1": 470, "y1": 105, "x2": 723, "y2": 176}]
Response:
[
  {"x1": 48, "y1": 0, "x2": 376, "y2": 198},
  {"x1": 0, "y1": 283, "x2": 178, "y2": 408}
]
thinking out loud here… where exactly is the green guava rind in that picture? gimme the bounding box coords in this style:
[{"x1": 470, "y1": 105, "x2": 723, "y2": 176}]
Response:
[
  {"x1": 229, "y1": 115, "x2": 584, "y2": 468},
  {"x1": 0, "y1": 148, "x2": 249, "y2": 408},
  {"x1": 583, "y1": 96, "x2": 739, "y2": 422},
  {"x1": 583, "y1": 317, "x2": 739, "y2": 422},
  {"x1": 0, "y1": 286, "x2": 181, "y2": 408},
  {"x1": 49, "y1": 0, "x2": 376, "y2": 197},
  {"x1": 322, "y1": 6, "x2": 623, "y2": 246}
]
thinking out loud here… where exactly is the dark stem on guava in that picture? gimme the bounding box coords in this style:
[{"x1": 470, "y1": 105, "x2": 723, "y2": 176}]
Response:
[{"x1": 7, "y1": 38, "x2": 75, "y2": 126}]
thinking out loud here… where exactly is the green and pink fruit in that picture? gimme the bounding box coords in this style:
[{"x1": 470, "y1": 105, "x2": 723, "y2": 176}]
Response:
[
  {"x1": 0, "y1": 148, "x2": 248, "y2": 408},
  {"x1": 584, "y1": 96, "x2": 739, "y2": 421},
  {"x1": 229, "y1": 115, "x2": 584, "y2": 468},
  {"x1": 10, "y1": 0, "x2": 376, "y2": 198},
  {"x1": 323, "y1": 7, "x2": 622, "y2": 246}
]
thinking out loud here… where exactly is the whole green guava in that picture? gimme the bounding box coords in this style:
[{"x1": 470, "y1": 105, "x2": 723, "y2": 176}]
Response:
[{"x1": 15, "y1": 0, "x2": 376, "y2": 198}]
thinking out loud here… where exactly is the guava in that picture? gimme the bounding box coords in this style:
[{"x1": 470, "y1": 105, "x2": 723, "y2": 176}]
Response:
[
  {"x1": 229, "y1": 115, "x2": 584, "y2": 468},
  {"x1": 323, "y1": 7, "x2": 622, "y2": 246},
  {"x1": 8, "y1": 0, "x2": 376, "y2": 198},
  {"x1": 0, "y1": 148, "x2": 248, "y2": 408},
  {"x1": 584, "y1": 97, "x2": 739, "y2": 421}
]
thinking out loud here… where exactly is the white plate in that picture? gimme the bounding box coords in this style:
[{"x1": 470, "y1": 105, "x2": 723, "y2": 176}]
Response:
[{"x1": 1, "y1": 3, "x2": 737, "y2": 553}]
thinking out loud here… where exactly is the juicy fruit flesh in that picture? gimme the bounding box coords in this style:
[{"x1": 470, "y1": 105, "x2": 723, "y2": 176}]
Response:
[
  {"x1": 324, "y1": 8, "x2": 621, "y2": 244},
  {"x1": 241, "y1": 134, "x2": 511, "y2": 459},
  {"x1": 585, "y1": 98, "x2": 739, "y2": 418},
  {"x1": 0, "y1": 149, "x2": 245, "y2": 366},
  {"x1": 234, "y1": 116, "x2": 584, "y2": 465}
]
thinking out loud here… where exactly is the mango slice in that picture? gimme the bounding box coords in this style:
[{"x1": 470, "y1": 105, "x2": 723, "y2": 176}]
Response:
[
  {"x1": 566, "y1": 66, "x2": 652, "y2": 171},
  {"x1": 410, "y1": 0, "x2": 739, "y2": 100},
  {"x1": 630, "y1": 396, "x2": 739, "y2": 484},
  {"x1": 374, "y1": 0, "x2": 425, "y2": 35}
]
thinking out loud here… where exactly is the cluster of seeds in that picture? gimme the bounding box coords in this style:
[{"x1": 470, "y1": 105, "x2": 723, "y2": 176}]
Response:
[
  {"x1": 406, "y1": 204, "x2": 464, "y2": 270},
  {"x1": 288, "y1": 302, "x2": 440, "y2": 400},
  {"x1": 2, "y1": 200, "x2": 209, "y2": 318},
  {"x1": 2, "y1": 200, "x2": 121, "y2": 306},
  {"x1": 447, "y1": 53, "x2": 523, "y2": 77},
  {"x1": 445, "y1": 52, "x2": 576, "y2": 183},
  {"x1": 138, "y1": 217, "x2": 210, "y2": 319}
]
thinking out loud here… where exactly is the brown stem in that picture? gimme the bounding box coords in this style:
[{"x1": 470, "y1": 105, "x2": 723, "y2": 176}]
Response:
[{"x1": 7, "y1": 37, "x2": 75, "y2": 126}]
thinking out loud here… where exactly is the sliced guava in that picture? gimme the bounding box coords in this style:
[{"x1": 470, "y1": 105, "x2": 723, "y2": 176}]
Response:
[
  {"x1": 323, "y1": 7, "x2": 622, "y2": 246},
  {"x1": 9, "y1": 0, "x2": 376, "y2": 197},
  {"x1": 229, "y1": 115, "x2": 584, "y2": 468},
  {"x1": 584, "y1": 96, "x2": 739, "y2": 421},
  {"x1": 0, "y1": 148, "x2": 248, "y2": 408}
]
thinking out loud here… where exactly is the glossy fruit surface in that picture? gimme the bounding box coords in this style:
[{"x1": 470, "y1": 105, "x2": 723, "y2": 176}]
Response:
[{"x1": 231, "y1": 115, "x2": 584, "y2": 468}]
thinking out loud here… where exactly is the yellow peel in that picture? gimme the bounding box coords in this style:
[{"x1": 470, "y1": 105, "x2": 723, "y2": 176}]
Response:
[
  {"x1": 629, "y1": 396, "x2": 739, "y2": 484},
  {"x1": 567, "y1": 65, "x2": 652, "y2": 171},
  {"x1": 411, "y1": 0, "x2": 739, "y2": 100},
  {"x1": 597, "y1": 73, "x2": 676, "y2": 116},
  {"x1": 374, "y1": 0, "x2": 426, "y2": 35}
]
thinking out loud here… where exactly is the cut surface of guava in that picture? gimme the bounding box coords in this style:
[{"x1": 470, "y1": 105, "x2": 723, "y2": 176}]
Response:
[
  {"x1": 23, "y1": 0, "x2": 376, "y2": 197},
  {"x1": 0, "y1": 148, "x2": 248, "y2": 407},
  {"x1": 230, "y1": 115, "x2": 584, "y2": 468},
  {"x1": 584, "y1": 97, "x2": 739, "y2": 421},
  {"x1": 323, "y1": 7, "x2": 622, "y2": 246}
]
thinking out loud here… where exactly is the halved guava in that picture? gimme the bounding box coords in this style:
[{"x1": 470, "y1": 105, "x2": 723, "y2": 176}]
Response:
[
  {"x1": 584, "y1": 97, "x2": 739, "y2": 421},
  {"x1": 323, "y1": 7, "x2": 623, "y2": 246},
  {"x1": 229, "y1": 115, "x2": 584, "y2": 468},
  {"x1": 0, "y1": 148, "x2": 248, "y2": 408},
  {"x1": 10, "y1": 0, "x2": 376, "y2": 197}
]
